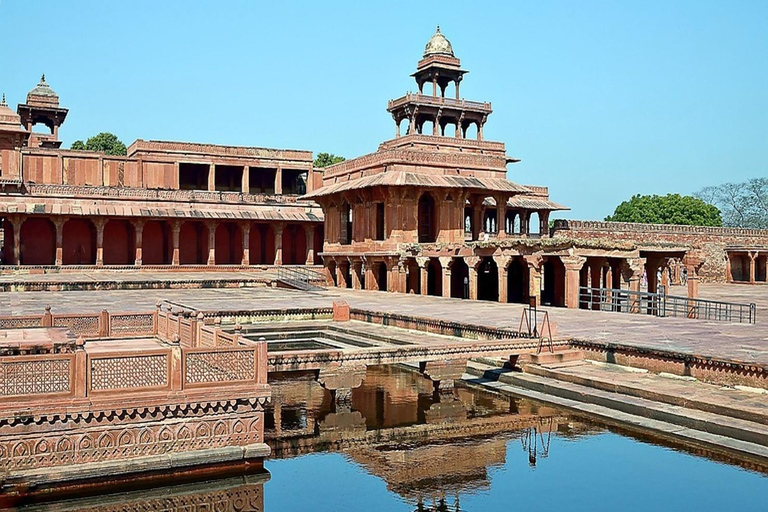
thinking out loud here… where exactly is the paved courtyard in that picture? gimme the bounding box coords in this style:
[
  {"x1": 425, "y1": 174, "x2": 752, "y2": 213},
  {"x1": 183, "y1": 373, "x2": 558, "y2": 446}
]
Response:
[{"x1": 0, "y1": 278, "x2": 765, "y2": 367}]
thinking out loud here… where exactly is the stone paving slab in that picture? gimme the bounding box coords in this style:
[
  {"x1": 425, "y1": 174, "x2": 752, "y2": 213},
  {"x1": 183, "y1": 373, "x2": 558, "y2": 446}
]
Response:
[{"x1": 0, "y1": 283, "x2": 766, "y2": 367}]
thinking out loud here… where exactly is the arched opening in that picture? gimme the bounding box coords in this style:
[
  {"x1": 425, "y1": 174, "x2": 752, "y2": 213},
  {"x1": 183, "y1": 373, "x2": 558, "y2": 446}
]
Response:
[
  {"x1": 426, "y1": 258, "x2": 442, "y2": 296},
  {"x1": 508, "y1": 257, "x2": 529, "y2": 304},
  {"x1": 340, "y1": 202, "x2": 352, "y2": 245},
  {"x1": 442, "y1": 122, "x2": 458, "y2": 137},
  {"x1": 313, "y1": 226, "x2": 324, "y2": 265},
  {"x1": 406, "y1": 259, "x2": 420, "y2": 294},
  {"x1": 483, "y1": 207, "x2": 497, "y2": 235},
  {"x1": 477, "y1": 257, "x2": 498, "y2": 301},
  {"x1": 758, "y1": 255, "x2": 768, "y2": 282},
  {"x1": 282, "y1": 224, "x2": 307, "y2": 265},
  {"x1": 420, "y1": 120, "x2": 435, "y2": 136},
  {"x1": 142, "y1": 221, "x2": 170, "y2": 265},
  {"x1": 464, "y1": 122, "x2": 478, "y2": 140},
  {"x1": 215, "y1": 223, "x2": 243, "y2": 265},
  {"x1": 529, "y1": 212, "x2": 541, "y2": 237},
  {"x1": 398, "y1": 118, "x2": 411, "y2": 137},
  {"x1": 249, "y1": 224, "x2": 275, "y2": 265},
  {"x1": 418, "y1": 193, "x2": 437, "y2": 243},
  {"x1": 103, "y1": 220, "x2": 135, "y2": 265},
  {"x1": 464, "y1": 207, "x2": 473, "y2": 240},
  {"x1": 542, "y1": 257, "x2": 566, "y2": 307},
  {"x1": 450, "y1": 258, "x2": 469, "y2": 299},
  {"x1": 20, "y1": 217, "x2": 55, "y2": 265},
  {"x1": 179, "y1": 221, "x2": 208, "y2": 265},
  {"x1": 377, "y1": 262, "x2": 388, "y2": 292},
  {"x1": 62, "y1": 218, "x2": 96, "y2": 265}
]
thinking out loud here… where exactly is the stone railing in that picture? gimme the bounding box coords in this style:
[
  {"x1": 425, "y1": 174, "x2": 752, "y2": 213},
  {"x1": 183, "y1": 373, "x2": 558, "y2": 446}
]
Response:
[
  {"x1": 127, "y1": 139, "x2": 312, "y2": 161},
  {"x1": 553, "y1": 219, "x2": 768, "y2": 238},
  {"x1": 377, "y1": 134, "x2": 506, "y2": 152},
  {"x1": 24, "y1": 183, "x2": 310, "y2": 205},
  {"x1": 0, "y1": 308, "x2": 158, "y2": 340},
  {"x1": 387, "y1": 93, "x2": 492, "y2": 112}
]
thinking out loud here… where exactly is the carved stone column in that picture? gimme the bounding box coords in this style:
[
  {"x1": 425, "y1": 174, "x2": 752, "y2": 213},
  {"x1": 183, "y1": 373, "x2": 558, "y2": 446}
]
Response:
[
  {"x1": 7, "y1": 215, "x2": 22, "y2": 266},
  {"x1": 241, "y1": 165, "x2": 249, "y2": 194},
  {"x1": 53, "y1": 217, "x2": 67, "y2": 266},
  {"x1": 351, "y1": 260, "x2": 362, "y2": 290},
  {"x1": 241, "y1": 223, "x2": 251, "y2": 266},
  {"x1": 133, "y1": 219, "x2": 145, "y2": 266},
  {"x1": 207, "y1": 163, "x2": 216, "y2": 191},
  {"x1": 439, "y1": 256, "x2": 453, "y2": 298},
  {"x1": 416, "y1": 257, "x2": 429, "y2": 295},
  {"x1": 524, "y1": 254, "x2": 544, "y2": 306},
  {"x1": 305, "y1": 225, "x2": 316, "y2": 265},
  {"x1": 749, "y1": 251, "x2": 757, "y2": 284},
  {"x1": 465, "y1": 256, "x2": 480, "y2": 300},
  {"x1": 494, "y1": 255, "x2": 511, "y2": 303},
  {"x1": 496, "y1": 195, "x2": 507, "y2": 240},
  {"x1": 94, "y1": 218, "x2": 107, "y2": 267},
  {"x1": 275, "y1": 166, "x2": 283, "y2": 195},
  {"x1": 171, "y1": 221, "x2": 181, "y2": 266},
  {"x1": 683, "y1": 251, "x2": 705, "y2": 301},
  {"x1": 317, "y1": 364, "x2": 366, "y2": 404},
  {"x1": 561, "y1": 255, "x2": 586, "y2": 309},
  {"x1": 205, "y1": 221, "x2": 217, "y2": 266},
  {"x1": 540, "y1": 211, "x2": 550, "y2": 238},
  {"x1": 273, "y1": 222, "x2": 285, "y2": 265},
  {"x1": 520, "y1": 211, "x2": 530, "y2": 236}
]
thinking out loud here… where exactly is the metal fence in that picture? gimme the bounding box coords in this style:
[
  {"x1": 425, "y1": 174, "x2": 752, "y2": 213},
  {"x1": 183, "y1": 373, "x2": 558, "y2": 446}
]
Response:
[
  {"x1": 276, "y1": 267, "x2": 326, "y2": 292},
  {"x1": 578, "y1": 286, "x2": 756, "y2": 324}
]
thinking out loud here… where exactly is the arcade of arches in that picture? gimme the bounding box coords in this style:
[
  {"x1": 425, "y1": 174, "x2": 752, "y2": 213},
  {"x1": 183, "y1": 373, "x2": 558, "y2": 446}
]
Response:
[
  {"x1": 0, "y1": 215, "x2": 323, "y2": 267},
  {"x1": 324, "y1": 251, "x2": 707, "y2": 310}
]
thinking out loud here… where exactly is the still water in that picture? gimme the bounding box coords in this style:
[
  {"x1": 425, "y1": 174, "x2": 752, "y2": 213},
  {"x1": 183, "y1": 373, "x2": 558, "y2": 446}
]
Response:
[{"x1": 14, "y1": 366, "x2": 768, "y2": 511}]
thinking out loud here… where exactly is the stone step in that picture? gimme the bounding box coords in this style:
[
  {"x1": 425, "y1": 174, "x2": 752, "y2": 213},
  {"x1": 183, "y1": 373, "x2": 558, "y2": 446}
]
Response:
[
  {"x1": 524, "y1": 362, "x2": 768, "y2": 426},
  {"x1": 462, "y1": 367, "x2": 768, "y2": 465},
  {"x1": 527, "y1": 349, "x2": 584, "y2": 365},
  {"x1": 464, "y1": 362, "x2": 768, "y2": 448}
]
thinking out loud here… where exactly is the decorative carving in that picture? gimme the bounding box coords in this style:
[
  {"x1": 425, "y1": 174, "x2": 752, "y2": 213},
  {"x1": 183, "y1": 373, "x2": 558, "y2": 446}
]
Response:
[
  {"x1": 90, "y1": 355, "x2": 168, "y2": 391},
  {"x1": 185, "y1": 350, "x2": 255, "y2": 384},
  {"x1": 0, "y1": 358, "x2": 71, "y2": 396}
]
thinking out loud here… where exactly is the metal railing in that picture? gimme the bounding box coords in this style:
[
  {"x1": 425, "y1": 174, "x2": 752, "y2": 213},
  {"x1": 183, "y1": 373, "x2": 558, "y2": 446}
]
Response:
[
  {"x1": 276, "y1": 267, "x2": 326, "y2": 292},
  {"x1": 578, "y1": 286, "x2": 756, "y2": 324}
]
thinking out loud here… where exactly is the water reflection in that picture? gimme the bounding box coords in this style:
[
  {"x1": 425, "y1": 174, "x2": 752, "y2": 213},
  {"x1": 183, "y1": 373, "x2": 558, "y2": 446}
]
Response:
[{"x1": 265, "y1": 365, "x2": 600, "y2": 505}]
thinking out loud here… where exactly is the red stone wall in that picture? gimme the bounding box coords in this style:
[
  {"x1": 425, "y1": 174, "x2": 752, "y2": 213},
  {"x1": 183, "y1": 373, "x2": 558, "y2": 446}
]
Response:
[{"x1": 553, "y1": 220, "x2": 768, "y2": 282}]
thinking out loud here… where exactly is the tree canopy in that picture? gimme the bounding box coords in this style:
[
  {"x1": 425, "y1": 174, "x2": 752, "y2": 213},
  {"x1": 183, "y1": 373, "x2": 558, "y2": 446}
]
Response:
[
  {"x1": 605, "y1": 194, "x2": 722, "y2": 226},
  {"x1": 70, "y1": 132, "x2": 127, "y2": 156},
  {"x1": 695, "y1": 178, "x2": 768, "y2": 229},
  {"x1": 313, "y1": 153, "x2": 345, "y2": 168}
]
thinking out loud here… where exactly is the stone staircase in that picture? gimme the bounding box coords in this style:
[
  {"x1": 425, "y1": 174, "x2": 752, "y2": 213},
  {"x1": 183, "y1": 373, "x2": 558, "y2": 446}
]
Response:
[{"x1": 464, "y1": 356, "x2": 768, "y2": 463}]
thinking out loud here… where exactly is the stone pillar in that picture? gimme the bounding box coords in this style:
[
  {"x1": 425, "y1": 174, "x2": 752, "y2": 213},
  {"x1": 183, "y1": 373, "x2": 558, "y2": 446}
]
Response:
[
  {"x1": 520, "y1": 211, "x2": 529, "y2": 236},
  {"x1": 496, "y1": 195, "x2": 507, "y2": 240},
  {"x1": 365, "y1": 263, "x2": 375, "y2": 290},
  {"x1": 9, "y1": 215, "x2": 22, "y2": 266},
  {"x1": 207, "y1": 164, "x2": 216, "y2": 191},
  {"x1": 472, "y1": 203, "x2": 483, "y2": 241},
  {"x1": 53, "y1": 217, "x2": 66, "y2": 266},
  {"x1": 561, "y1": 256, "x2": 586, "y2": 309},
  {"x1": 134, "y1": 219, "x2": 145, "y2": 266},
  {"x1": 241, "y1": 223, "x2": 251, "y2": 266},
  {"x1": 351, "y1": 261, "x2": 362, "y2": 290},
  {"x1": 466, "y1": 256, "x2": 479, "y2": 300},
  {"x1": 94, "y1": 218, "x2": 106, "y2": 267},
  {"x1": 749, "y1": 251, "x2": 757, "y2": 284},
  {"x1": 336, "y1": 261, "x2": 348, "y2": 288},
  {"x1": 305, "y1": 225, "x2": 316, "y2": 265},
  {"x1": 416, "y1": 257, "x2": 429, "y2": 295},
  {"x1": 274, "y1": 223, "x2": 285, "y2": 265},
  {"x1": 275, "y1": 166, "x2": 283, "y2": 195},
  {"x1": 725, "y1": 255, "x2": 732, "y2": 283},
  {"x1": 439, "y1": 257, "x2": 452, "y2": 298},
  {"x1": 171, "y1": 221, "x2": 181, "y2": 266},
  {"x1": 525, "y1": 254, "x2": 543, "y2": 306},
  {"x1": 206, "y1": 221, "x2": 217, "y2": 266},
  {"x1": 683, "y1": 252, "x2": 704, "y2": 301},
  {"x1": 494, "y1": 256, "x2": 511, "y2": 303},
  {"x1": 241, "y1": 165, "x2": 249, "y2": 194},
  {"x1": 540, "y1": 211, "x2": 550, "y2": 238}
]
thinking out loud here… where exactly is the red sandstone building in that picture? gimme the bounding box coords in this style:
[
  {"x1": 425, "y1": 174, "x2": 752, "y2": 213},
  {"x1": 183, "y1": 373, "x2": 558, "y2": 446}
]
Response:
[
  {"x1": 0, "y1": 77, "x2": 324, "y2": 270},
  {"x1": 307, "y1": 28, "x2": 768, "y2": 306}
]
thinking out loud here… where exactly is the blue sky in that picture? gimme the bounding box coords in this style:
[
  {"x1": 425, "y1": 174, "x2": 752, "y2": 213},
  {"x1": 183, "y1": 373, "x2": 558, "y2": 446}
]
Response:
[{"x1": 1, "y1": 1, "x2": 765, "y2": 220}]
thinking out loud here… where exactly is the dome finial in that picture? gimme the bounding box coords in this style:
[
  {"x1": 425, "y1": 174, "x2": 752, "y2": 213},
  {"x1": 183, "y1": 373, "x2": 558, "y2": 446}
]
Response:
[
  {"x1": 436, "y1": 25, "x2": 441, "y2": 33},
  {"x1": 1, "y1": 93, "x2": 5, "y2": 106},
  {"x1": 40, "y1": 73, "x2": 46, "y2": 84}
]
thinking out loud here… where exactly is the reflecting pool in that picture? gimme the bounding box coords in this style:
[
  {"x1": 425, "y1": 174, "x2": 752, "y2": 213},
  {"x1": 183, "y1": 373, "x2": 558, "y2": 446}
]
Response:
[{"x1": 12, "y1": 366, "x2": 768, "y2": 511}]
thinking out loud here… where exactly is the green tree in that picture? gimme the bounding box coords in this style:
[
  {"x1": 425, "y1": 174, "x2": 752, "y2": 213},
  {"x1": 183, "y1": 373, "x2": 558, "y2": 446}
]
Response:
[
  {"x1": 313, "y1": 152, "x2": 345, "y2": 168},
  {"x1": 695, "y1": 178, "x2": 768, "y2": 229},
  {"x1": 70, "y1": 132, "x2": 127, "y2": 156},
  {"x1": 605, "y1": 194, "x2": 722, "y2": 226}
]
